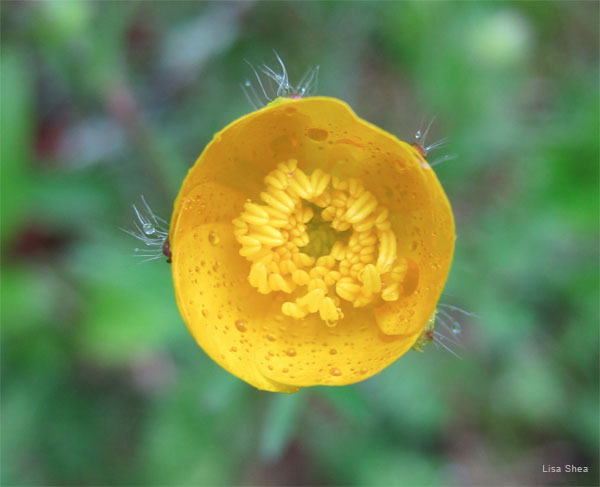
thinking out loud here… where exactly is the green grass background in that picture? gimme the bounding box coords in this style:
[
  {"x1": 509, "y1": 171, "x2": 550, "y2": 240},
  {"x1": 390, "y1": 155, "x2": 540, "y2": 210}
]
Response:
[{"x1": 1, "y1": 2, "x2": 598, "y2": 486}]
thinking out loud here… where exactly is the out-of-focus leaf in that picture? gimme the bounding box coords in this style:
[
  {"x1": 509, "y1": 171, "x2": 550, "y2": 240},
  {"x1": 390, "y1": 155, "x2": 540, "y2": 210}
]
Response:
[
  {"x1": 259, "y1": 392, "x2": 305, "y2": 461},
  {"x1": 0, "y1": 49, "x2": 34, "y2": 241}
]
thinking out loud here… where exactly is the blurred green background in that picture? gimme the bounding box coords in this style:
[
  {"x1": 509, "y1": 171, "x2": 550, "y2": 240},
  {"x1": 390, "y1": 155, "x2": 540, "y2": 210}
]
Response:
[{"x1": 1, "y1": 2, "x2": 598, "y2": 486}]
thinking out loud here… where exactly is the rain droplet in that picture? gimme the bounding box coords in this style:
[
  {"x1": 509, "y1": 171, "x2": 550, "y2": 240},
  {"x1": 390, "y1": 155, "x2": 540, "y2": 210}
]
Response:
[
  {"x1": 202, "y1": 309, "x2": 208, "y2": 317},
  {"x1": 359, "y1": 368, "x2": 368, "y2": 375},
  {"x1": 208, "y1": 231, "x2": 220, "y2": 245},
  {"x1": 330, "y1": 368, "x2": 341, "y2": 377},
  {"x1": 286, "y1": 349, "x2": 297, "y2": 357},
  {"x1": 452, "y1": 323, "x2": 462, "y2": 335},
  {"x1": 230, "y1": 347, "x2": 237, "y2": 352},
  {"x1": 267, "y1": 334, "x2": 277, "y2": 342},
  {"x1": 235, "y1": 320, "x2": 247, "y2": 333},
  {"x1": 329, "y1": 349, "x2": 337, "y2": 355},
  {"x1": 143, "y1": 223, "x2": 156, "y2": 235},
  {"x1": 244, "y1": 80, "x2": 251, "y2": 87},
  {"x1": 307, "y1": 128, "x2": 328, "y2": 142}
]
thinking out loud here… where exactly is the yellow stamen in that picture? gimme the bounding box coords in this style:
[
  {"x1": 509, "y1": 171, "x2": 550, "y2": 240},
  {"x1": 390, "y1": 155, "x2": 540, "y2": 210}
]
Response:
[{"x1": 234, "y1": 159, "x2": 409, "y2": 326}]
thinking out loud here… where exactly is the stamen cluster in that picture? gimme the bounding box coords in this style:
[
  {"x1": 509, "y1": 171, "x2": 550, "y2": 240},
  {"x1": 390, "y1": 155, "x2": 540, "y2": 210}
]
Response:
[{"x1": 233, "y1": 160, "x2": 408, "y2": 326}]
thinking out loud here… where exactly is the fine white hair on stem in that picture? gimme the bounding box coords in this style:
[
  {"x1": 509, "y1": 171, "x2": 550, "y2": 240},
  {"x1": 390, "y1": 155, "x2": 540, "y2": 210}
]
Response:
[
  {"x1": 121, "y1": 196, "x2": 169, "y2": 264},
  {"x1": 240, "y1": 51, "x2": 320, "y2": 109},
  {"x1": 413, "y1": 116, "x2": 457, "y2": 166},
  {"x1": 432, "y1": 330, "x2": 463, "y2": 359}
]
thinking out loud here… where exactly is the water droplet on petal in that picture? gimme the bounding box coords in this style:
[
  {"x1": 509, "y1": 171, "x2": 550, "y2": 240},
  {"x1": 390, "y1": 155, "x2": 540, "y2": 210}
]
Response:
[
  {"x1": 267, "y1": 334, "x2": 277, "y2": 342},
  {"x1": 208, "y1": 231, "x2": 220, "y2": 245},
  {"x1": 235, "y1": 320, "x2": 247, "y2": 333},
  {"x1": 286, "y1": 349, "x2": 297, "y2": 357},
  {"x1": 307, "y1": 128, "x2": 328, "y2": 141},
  {"x1": 329, "y1": 349, "x2": 337, "y2": 355},
  {"x1": 143, "y1": 223, "x2": 156, "y2": 235},
  {"x1": 330, "y1": 368, "x2": 341, "y2": 376}
]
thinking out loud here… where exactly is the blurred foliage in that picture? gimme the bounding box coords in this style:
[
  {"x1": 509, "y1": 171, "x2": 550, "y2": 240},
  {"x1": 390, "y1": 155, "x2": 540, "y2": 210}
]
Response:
[{"x1": 1, "y1": 1, "x2": 598, "y2": 486}]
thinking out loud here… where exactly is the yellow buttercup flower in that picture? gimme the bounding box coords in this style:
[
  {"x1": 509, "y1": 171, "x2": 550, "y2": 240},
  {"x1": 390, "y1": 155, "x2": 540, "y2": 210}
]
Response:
[{"x1": 169, "y1": 95, "x2": 454, "y2": 393}]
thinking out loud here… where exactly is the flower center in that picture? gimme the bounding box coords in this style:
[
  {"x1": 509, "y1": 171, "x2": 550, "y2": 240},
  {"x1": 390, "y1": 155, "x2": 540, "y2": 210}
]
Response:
[{"x1": 232, "y1": 159, "x2": 408, "y2": 326}]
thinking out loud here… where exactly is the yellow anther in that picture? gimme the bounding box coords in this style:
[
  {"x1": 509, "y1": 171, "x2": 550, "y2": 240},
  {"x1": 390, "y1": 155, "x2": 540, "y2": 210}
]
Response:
[
  {"x1": 348, "y1": 178, "x2": 362, "y2": 196},
  {"x1": 360, "y1": 254, "x2": 375, "y2": 264},
  {"x1": 336, "y1": 278, "x2": 361, "y2": 302},
  {"x1": 241, "y1": 203, "x2": 270, "y2": 226},
  {"x1": 234, "y1": 226, "x2": 249, "y2": 238},
  {"x1": 291, "y1": 233, "x2": 309, "y2": 247},
  {"x1": 391, "y1": 258, "x2": 408, "y2": 282},
  {"x1": 267, "y1": 187, "x2": 296, "y2": 212},
  {"x1": 282, "y1": 159, "x2": 298, "y2": 173},
  {"x1": 360, "y1": 245, "x2": 376, "y2": 256},
  {"x1": 288, "y1": 169, "x2": 313, "y2": 199},
  {"x1": 308, "y1": 278, "x2": 328, "y2": 293},
  {"x1": 282, "y1": 301, "x2": 307, "y2": 319},
  {"x1": 295, "y1": 253, "x2": 315, "y2": 268},
  {"x1": 353, "y1": 215, "x2": 376, "y2": 232},
  {"x1": 252, "y1": 232, "x2": 285, "y2": 247},
  {"x1": 249, "y1": 262, "x2": 269, "y2": 294},
  {"x1": 298, "y1": 288, "x2": 325, "y2": 313},
  {"x1": 310, "y1": 169, "x2": 330, "y2": 197},
  {"x1": 358, "y1": 232, "x2": 377, "y2": 246},
  {"x1": 359, "y1": 264, "x2": 382, "y2": 295},
  {"x1": 321, "y1": 206, "x2": 336, "y2": 221},
  {"x1": 319, "y1": 296, "x2": 340, "y2": 323},
  {"x1": 375, "y1": 207, "x2": 389, "y2": 224},
  {"x1": 262, "y1": 206, "x2": 288, "y2": 228},
  {"x1": 235, "y1": 161, "x2": 405, "y2": 325},
  {"x1": 376, "y1": 229, "x2": 397, "y2": 273},
  {"x1": 233, "y1": 217, "x2": 248, "y2": 228},
  {"x1": 345, "y1": 190, "x2": 375, "y2": 223},
  {"x1": 265, "y1": 171, "x2": 288, "y2": 190},
  {"x1": 316, "y1": 255, "x2": 335, "y2": 268},
  {"x1": 312, "y1": 190, "x2": 331, "y2": 208},
  {"x1": 238, "y1": 235, "x2": 261, "y2": 248},
  {"x1": 332, "y1": 220, "x2": 351, "y2": 232},
  {"x1": 292, "y1": 269, "x2": 310, "y2": 286},
  {"x1": 330, "y1": 241, "x2": 346, "y2": 260},
  {"x1": 269, "y1": 273, "x2": 293, "y2": 293},
  {"x1": 376, "y1": 220, "x2": 391, "y2": 231},
  {"x1": 381, "y1": 282, "x2": 400, "y2": 301}
]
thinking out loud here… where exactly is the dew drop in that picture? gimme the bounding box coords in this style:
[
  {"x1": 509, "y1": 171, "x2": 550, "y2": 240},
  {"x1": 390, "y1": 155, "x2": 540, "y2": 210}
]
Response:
[
  {"x1": 143, "y1": 223, "x2": 156, "y2": 235},
  {"x1": 359, "y1": 368, "x2": 368, "y2": 375},
  {"x1": 329, "y1": 348, "x2": 337, "y2": 355},
  {"x1": 307, "y1": 128, "x2": 329, "y2": 142},
  {"x1": 208, "y1": 231, "x2": 220, "y2": 245},
  {"x1": 202, "y1": 309, "x2": 208, "y2": 317},
  {"x1": 235, "y1": 320, "x2": 247, "y2": 333},
  {"x1": 230, "y1": 347, "x2": 237, "y2": 352},
  {"x1": 286, "y1": 349, "x2": 297, "y2": 357},
  {"x1": 267, "y1": 333, "x2": 277, "y2": 342},
  {"x1": 330, "y1": 368, "x2": 342, "y2": 377},
  {"x1": 244, "y1": 80, "x2": 251, "y2": 87},
  {"x1": 452, "y1": 323, "x2": 462, "y2": 335}
]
